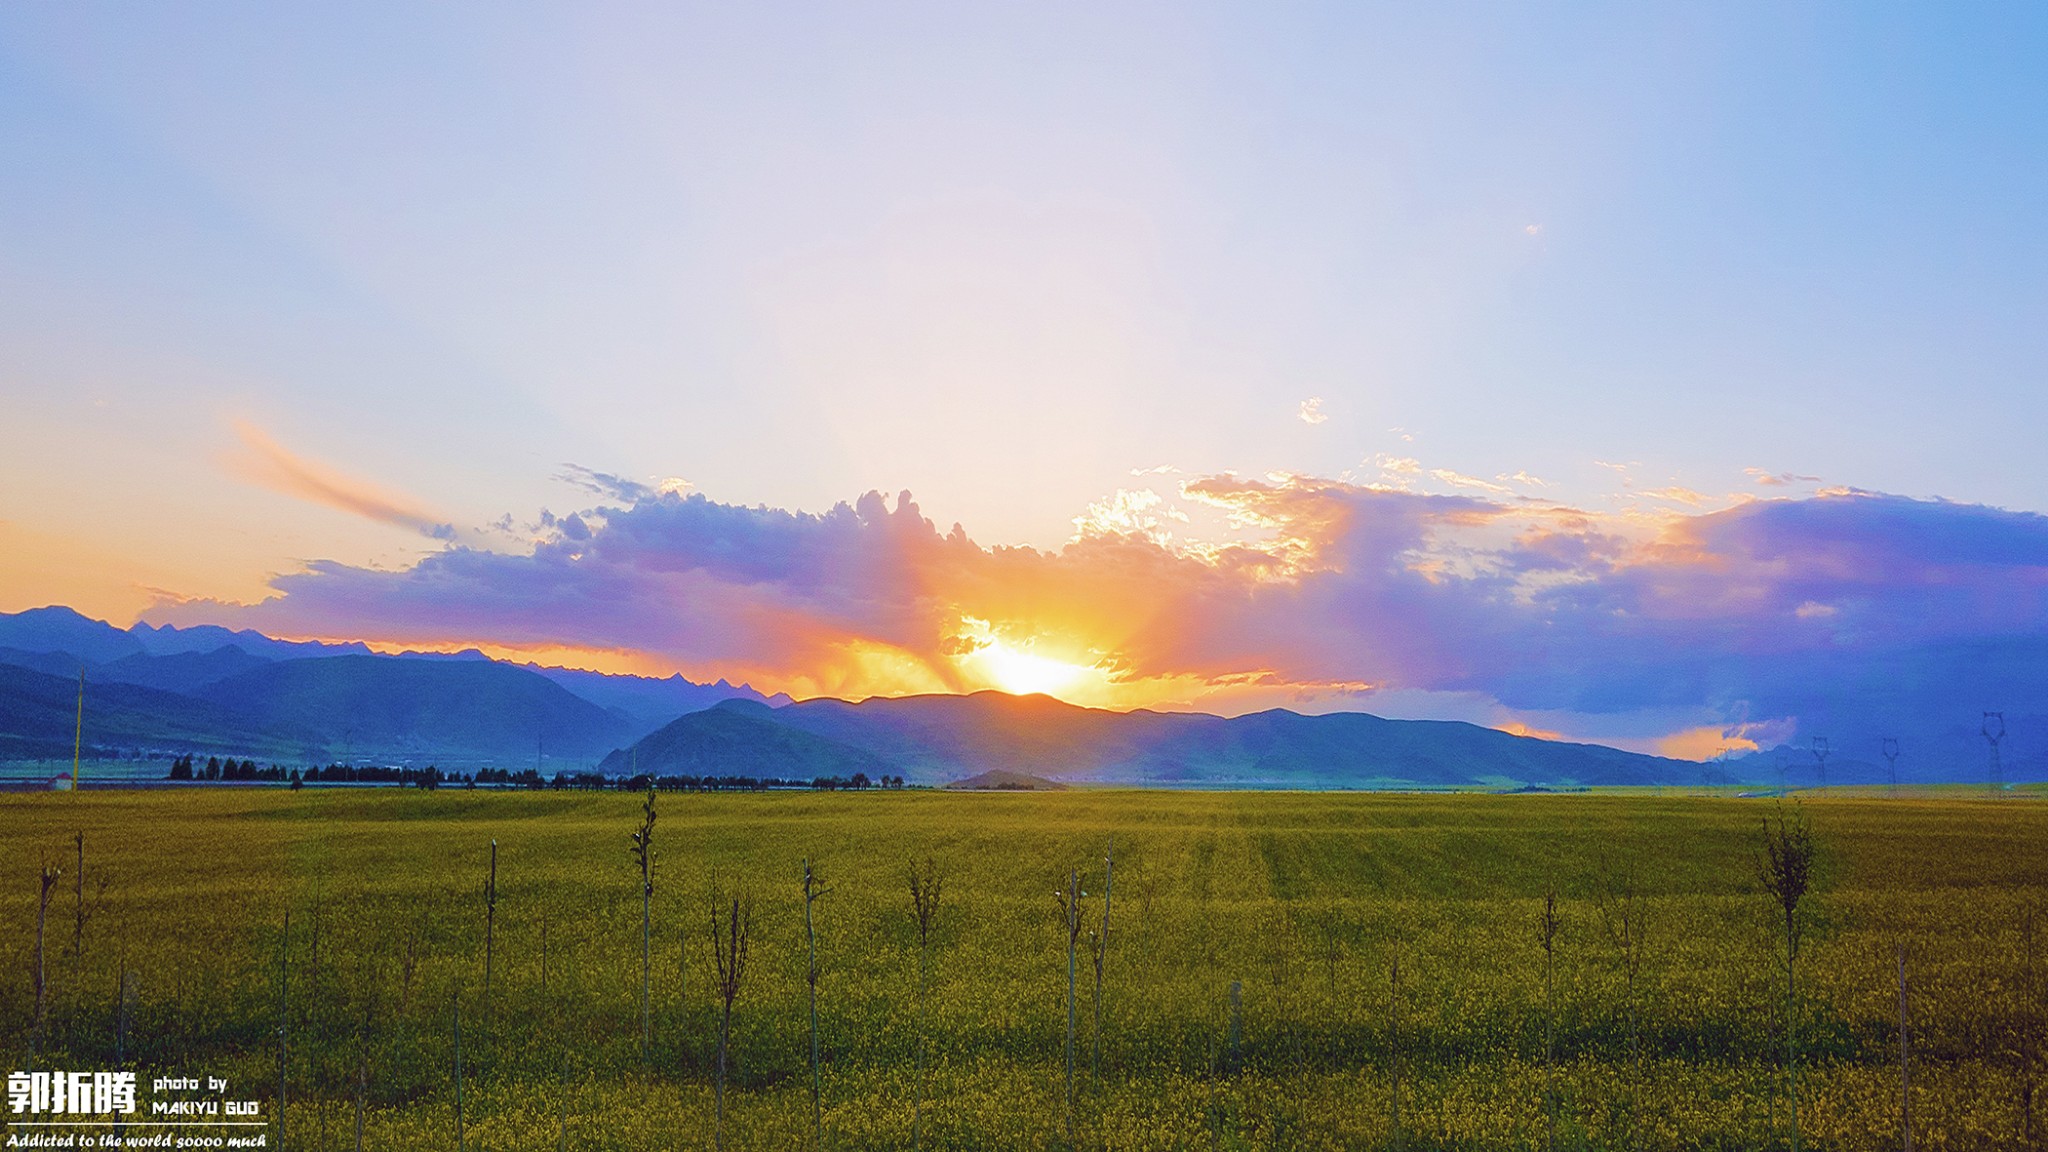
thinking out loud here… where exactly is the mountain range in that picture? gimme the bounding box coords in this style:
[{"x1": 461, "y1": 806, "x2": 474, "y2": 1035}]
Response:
[
  {"x1": 3, "y1": 605, "x2": 2033, "y2": 788},
  {"x1": 0, "y1": 606, "x2": 773, "y2": 767}
]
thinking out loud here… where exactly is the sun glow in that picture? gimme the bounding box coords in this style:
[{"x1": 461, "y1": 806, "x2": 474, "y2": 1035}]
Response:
[
  {"x1": 949, "y1": 616, "x2": 1114, "y2": 702},
  {"x1": 975, "y1": 638, "x2": 1094, "y2": 698}
]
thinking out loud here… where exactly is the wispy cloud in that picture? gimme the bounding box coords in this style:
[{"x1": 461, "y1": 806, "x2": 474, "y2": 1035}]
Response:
[
  {"x1": 1298, "y1": 397, "x2": 1328, "y2": 425},
  {"x1": 1430, "y1": 468, "x2": 1514, "y2": 495},
  {"x1": 1744, "y1": 468, "x2": 1823, "y2": 488},
  {"x1": 228, "y1": 420, "x2": 454, "y2": 540},
  {"x1": 1640, "y1": 486, "x2": 1709, "y2": 507}
]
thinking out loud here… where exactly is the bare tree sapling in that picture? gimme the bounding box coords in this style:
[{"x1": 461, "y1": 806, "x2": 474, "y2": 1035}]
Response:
[{"x1": 1755, "y1": 806, "x2": 1817, "y2": 1152}]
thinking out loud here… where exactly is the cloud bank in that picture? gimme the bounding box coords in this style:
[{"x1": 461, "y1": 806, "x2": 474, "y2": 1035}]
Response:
[{"x1": 149, "y1": 474, "x2": 2048, "y2": 759}]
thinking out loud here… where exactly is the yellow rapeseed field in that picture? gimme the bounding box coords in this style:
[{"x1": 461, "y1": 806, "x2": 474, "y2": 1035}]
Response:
[{"x1": 2, "y1": 786, "x2": 2043, "y2": 1150}]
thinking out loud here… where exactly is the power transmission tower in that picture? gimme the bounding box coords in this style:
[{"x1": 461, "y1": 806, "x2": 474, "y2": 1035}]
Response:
[
  {"x1": 1881, "y1": 737, "x2": 1900, "y2": 797},
  {"x1": 1812, "y1": 737, "x2": 1830, "y2": 792},
  {"x1": 1982, "y1": 712, "x2": 2005, "y2": 800}
]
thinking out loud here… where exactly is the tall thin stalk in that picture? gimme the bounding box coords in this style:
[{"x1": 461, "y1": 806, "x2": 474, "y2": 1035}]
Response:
[
  {"x1": 802, "y1": 859, "x2": 828, "y2": 1150},
  {"x1": 112, "y1": 961, "x2": 133, "y2": 1144},
  {"x1": 709, "y1": 881, "x2": 752, "y2": 1152},
  {"x1": 1057, "y1": 869, "x2": 1084, "y2": 1147},
  {"x1": 629, "y1": 786, "x2": 657, "y2": 1076},
  {"x1": 1756, "y1": 806, "x2": 1816, "y2": 1152},
  {"x1": 116, "y1": 967, "x2": 135, "y2": 1064},
  {"x1": 1596, "y1": 859, "x2": 1647, "y2": 1152},
  {"x1": 310, "y1": 903, "x2": 327, "y2": 1152},
  {"x1": 33, "y1": 860, "x2": 60, "y2": 1063},
  {"x1": 1539, "y1": 888, "x2": 1561, "y2": 1152},
  {"x1": 483, "y1": 839, "x2": 498, "y2": 1042},
  {"x1": 72, "y1": 832, "x2": 87, "y2": 956},
  {"x1": 1091, "y1": 841, "x2": 1113, "y2": 1090},
  {"x1": 908, "y1": 857, "x2": 943, "y2": 1150}
]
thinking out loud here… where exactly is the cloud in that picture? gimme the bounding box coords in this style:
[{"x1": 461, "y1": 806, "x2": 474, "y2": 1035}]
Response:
[
  {"x1": 228, "y1": 420, "x2": 454, "y2": 539},
  {"x1": 1430, "y1": 468, "x2": 1514, "y2": 495},
  {"x1": 1298, "y1": 397, "x2": 1328, "y2": 425},
  {"x1": 557, "y1": 464, "x2": 654, "y2": 502},
  {"x1": 1640, "y1": 486, "x2": 1709, "y2": 507},
  {"x1": 150, "y1": 471, "x2": 2048, "y2": 758},
  {"x1": 1745, "y1": 468, "x2": 1822, "y2": 488},
  {"x1": 1070, "y1": 488, "x2": 1185, "y2": 545}
]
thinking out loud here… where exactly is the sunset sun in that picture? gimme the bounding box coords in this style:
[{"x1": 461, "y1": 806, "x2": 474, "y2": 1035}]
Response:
[
  {"x1": 976, "y1": 638, "x2": 1093, "y2": 698},
  {"x1": 950, "y1": 616, "x2": 1107, "y2": 701}
]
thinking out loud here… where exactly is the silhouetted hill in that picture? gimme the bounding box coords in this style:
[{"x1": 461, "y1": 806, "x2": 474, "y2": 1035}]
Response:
[
  {"x1": 0, "y1": 647, "x2": 86, "y2": 679},
  {"x1": 97, "y1": 645, "x2": 274, "y2": 694},
  {"x1": 1193, "y1": 709, "x2": 1679, "y2": 786},
  {"x1": 0, "y1": 663, "x2": 314, "y2": 761},
  {"x1": 197, "y1": 655, "x2": 633, "y2": 763},
  {"x1": 604, "y1": 690, "x2": 1696, "y2": 788},
  {"x1": 596, "y1": 699, "x2": 886, "y2": 778},
  {"x1": 948, "y1": 768, "x2": 1066, "y2": 790},
  {"x1": 0, "y1": 606, "x2": 145, "y2": 664}
]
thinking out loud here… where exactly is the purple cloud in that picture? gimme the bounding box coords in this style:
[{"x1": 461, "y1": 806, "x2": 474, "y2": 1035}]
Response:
[{"x1": 147, "y1": 476, "x2": 2048, "y2": 762}]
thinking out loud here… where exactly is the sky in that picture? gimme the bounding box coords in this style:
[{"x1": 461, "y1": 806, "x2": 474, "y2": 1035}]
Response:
[{"x1": 3, "y1": 4, "x2": 2046, "y2": 759}]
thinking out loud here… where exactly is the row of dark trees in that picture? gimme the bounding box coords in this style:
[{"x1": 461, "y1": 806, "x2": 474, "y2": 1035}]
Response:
[
  {"x1": 167, "y1": 754, "x2": 279, "y2": 781},
  {"x1": 162, "y1": 758, "x2": 916, "y2": 792}
]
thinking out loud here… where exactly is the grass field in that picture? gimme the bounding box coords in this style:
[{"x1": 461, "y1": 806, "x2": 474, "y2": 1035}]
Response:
[{"x1": 4, "y1": 786, "x2": 2045, "y2": 1150}]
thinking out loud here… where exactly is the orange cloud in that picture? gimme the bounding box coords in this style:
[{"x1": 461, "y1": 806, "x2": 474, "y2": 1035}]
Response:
[
  {"x1": 1657, "y1": 726, "x2": 1760, "y2": 762},
  {"x1": 228, "y1": 420, "x2": 454, "y2": 539}
]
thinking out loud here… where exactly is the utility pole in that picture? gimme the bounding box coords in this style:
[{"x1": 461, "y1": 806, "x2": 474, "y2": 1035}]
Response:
[
  {"x1": 72, "y1": 668, "x2": 84, "y2": 789},
  {"x1": 1983, "y1": 713, "x2": 2005, "y2": 800}
]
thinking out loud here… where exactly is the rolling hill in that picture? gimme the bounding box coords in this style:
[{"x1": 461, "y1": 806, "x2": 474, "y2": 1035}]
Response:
[
  {"x1": 194, "y1": 655, "x2": 636, "y2": 763},
  {"x1": 594, "y1": 700, "x2": 888, "y2": 778},
  {"x1": 602, "y1": 691, "x2": 1699, "y2": 788}
]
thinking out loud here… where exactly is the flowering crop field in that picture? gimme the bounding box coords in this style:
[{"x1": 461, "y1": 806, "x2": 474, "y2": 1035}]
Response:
[{"x1": 3, "y1": 787, "x2": 2044, "y2": 1150}]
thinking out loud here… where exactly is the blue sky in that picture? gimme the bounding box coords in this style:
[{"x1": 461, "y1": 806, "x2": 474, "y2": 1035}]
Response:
[{"x1": 4, "y1": 4, "x2": 2046, "y2": 755}]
